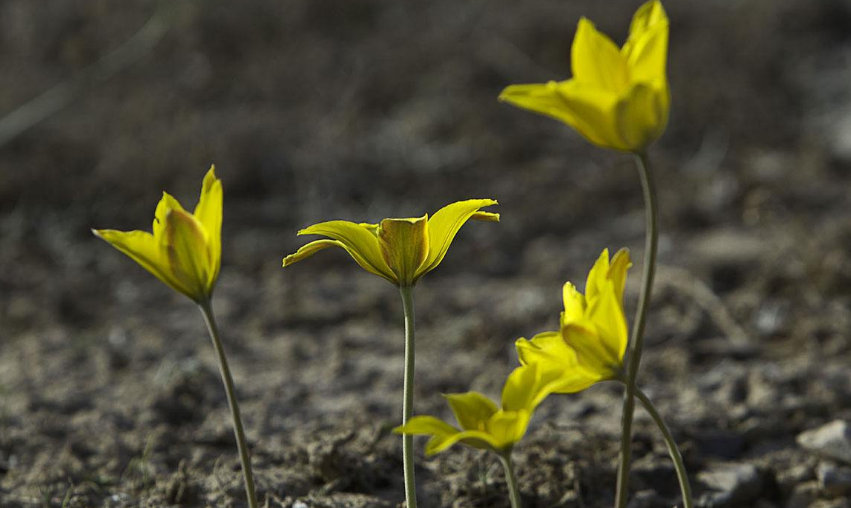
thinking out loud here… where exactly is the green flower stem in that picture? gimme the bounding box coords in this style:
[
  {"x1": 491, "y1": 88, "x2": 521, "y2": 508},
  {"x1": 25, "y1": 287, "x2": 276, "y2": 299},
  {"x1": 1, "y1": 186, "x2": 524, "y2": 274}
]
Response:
[
  {"x1": 198, "y1": 300, "x2": 258, "y2": 508},
  {"x1": 497, "y1": 452, "x2": 522, "y2": 508},
  {"x1": 633, "y1": 387, "x2": 693, "y2": 508},
  {"x1": 399, "y1": 285, "x2": 418, "y2": 508},
  {"x1": 614, "y1": 152, "x2": 658, "y2": 508}
]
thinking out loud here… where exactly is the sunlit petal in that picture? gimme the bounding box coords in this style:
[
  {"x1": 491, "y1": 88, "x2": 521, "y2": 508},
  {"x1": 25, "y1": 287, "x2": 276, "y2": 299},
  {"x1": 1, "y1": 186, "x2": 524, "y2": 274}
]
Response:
[
  {"x1": 378, "y1": 216, "x2": 430, "y2": 286},
  {"x1": 420, "y1": 199, "x2": 499, "y2": 277},
  {"x1": 445, "y1": 392, "x2": 499, "y2": 431},
  {"x1": 572, "y1": 18, "x2": 630, "y2": 94}
]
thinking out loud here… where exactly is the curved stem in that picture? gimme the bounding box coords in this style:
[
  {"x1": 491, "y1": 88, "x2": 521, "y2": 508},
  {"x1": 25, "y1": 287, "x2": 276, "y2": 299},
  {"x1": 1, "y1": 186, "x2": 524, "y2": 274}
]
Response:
[
  {"x1": 634, "y1": 387, "x2": 693, "y2": 508},
  {"x1": 199, "y1": 301, "x2": 259, "y2": 508},
  {"x1": 497, "y1": 452, "x2": 523, "y2": 508},
  {"x1": 399, "y1": 285, "x2": 418, "y2": 508},
  {"x1": 614, "y1": 152, "x2": 658, "y2": 508}
]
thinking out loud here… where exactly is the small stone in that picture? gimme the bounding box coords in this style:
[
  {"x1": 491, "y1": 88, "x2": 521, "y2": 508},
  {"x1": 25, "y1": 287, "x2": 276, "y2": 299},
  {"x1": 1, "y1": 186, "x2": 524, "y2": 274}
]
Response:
[
  {"x1": 817, "y1": 461, "x2": 851, "y2": 498},
  {"x1": 786, "y1": 481, "x2": 819, "y2": 508},
  {"x1": 626, "y1": 490, "x2": 664, "y2": 508},
  {"x1": 797, "y1": 421, "x2": 851, "y2": 464},
  {"x1": 697, "y1": 462, "x2": 763, "y2": 507}
]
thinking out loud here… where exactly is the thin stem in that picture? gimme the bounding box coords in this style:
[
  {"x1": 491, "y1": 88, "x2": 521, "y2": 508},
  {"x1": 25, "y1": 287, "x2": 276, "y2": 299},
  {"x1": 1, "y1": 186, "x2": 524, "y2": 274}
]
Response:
[
  {"x1": 399, "y1": 285, "x2": 418, "y2": 508},
  {"x1": 614, "y1": 152, "x2": 658, "y2": 508},
  {"x1": 634, "y1": 387, "x2": 693, "y2": 508},
  {"x1": 198, "y1": 301, "x2": 259, "y2": 508},
  {"x1": 497, "y1": 452, "x2": 523, "y2": 508}
]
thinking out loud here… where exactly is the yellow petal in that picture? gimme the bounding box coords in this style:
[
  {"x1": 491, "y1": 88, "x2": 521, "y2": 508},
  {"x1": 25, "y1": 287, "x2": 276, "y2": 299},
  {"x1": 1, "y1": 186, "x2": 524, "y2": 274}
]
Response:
[
  {"x1": 499, "y1": 81, "x2": 585, "y2": 130},
  {"x1": 430, "y1": 429, "x2": 500, "y2": 455},
  {"x1": 515, "y1": 332, "x2": 599, "y2": 393},
  {"x1": 562, "y1": 282, "x2": 587, "y2": 324},
  {"x1": 394, "y1": 415, "x2": 459, "y2": 437},
  {"x1": 419, "y1": 199, "x2": 499, "y2": 278},
  {"x1": 193, "y1": 166, "x2": 223, "y2": 287},
  {"x1": 471, "y1": 211, "x2": 500, "y2": 222},
  {"x1": 444, "y1": 392, "x2": 499, "y2": 431},
  {"x1": 623, "y1": 0, "x2": 669, "y2": 83},
  {"x1": 501, "y1": 365, "x2": 556, "y2": 412},
  {"x1": 608, "y1": 248, "x2": 632, "y2": 306},
  {"x1": 283, "y1": 239, "x2": 346, "y2": 267},
  {"x1": 93, "y1": 229, "x2": 186, "y2": 296},
  {"x1": 153, "y1": 192, "x2": 185, "y2": 239},
  {"x1": 296, "y1": 220, "x2": 396, "y2": 284},
  {"x1": 585, "y1": 248, "x2": 612, "y2": 304},
  {"x1": 585, "y1": 282, "x2": 629, "y2": 366},
  {"x1": 378, "y1": 216, "x2": 430, "y2": 287},
  {"x1": 562, "y1": 320, "x2": 619, "y2": 379},
  {"x1": 162, "y1": 208, "x2": 215, "y2": 301},
  {"x1": 571, "y1": 18, "x2": 630, "y2": 94},
  {"x1": 553, "y1": 80, "x2": 627, "y2": 150},
  {"x1": 501, "y1": 365, "x2": 538, "y2": 412},
  {"x1": 615, "y1": 82, "x2": 669, "y2": 151},
  {"x1": 486, "y1": 410, "x2": 531, "y2": 450}
]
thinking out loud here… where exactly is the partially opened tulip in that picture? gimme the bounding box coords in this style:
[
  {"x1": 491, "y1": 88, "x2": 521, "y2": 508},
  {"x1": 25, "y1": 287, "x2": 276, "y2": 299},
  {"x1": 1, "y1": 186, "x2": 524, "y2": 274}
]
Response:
[
  {"x1": 516, "y1": 248, "x2": 632, "y2": 389},
  {"x1": 499, "y1": 0, "x2": 669, "y2": 153},
  {"x1": 395, "y1": 364, "x2": 549, "y2": 508},
  {"x1": 283, "y1": 199, "x2": 498, "y2": 508},
  {"x1": 516, "y1": 248, "x2": 693, "y2": 508},
  {"x1": 93, "y1": 167, "x2": 258, "y2": 508},
  {"x1": 94, "y1": 167, "x2": 222, "y2": 303}
]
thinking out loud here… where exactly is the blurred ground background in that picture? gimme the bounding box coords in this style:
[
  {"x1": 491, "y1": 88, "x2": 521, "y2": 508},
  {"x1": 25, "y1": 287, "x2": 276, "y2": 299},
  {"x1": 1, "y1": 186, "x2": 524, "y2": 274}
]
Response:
[{"x1": 3, "y1": 0, "x2": 851, "y2": 506}]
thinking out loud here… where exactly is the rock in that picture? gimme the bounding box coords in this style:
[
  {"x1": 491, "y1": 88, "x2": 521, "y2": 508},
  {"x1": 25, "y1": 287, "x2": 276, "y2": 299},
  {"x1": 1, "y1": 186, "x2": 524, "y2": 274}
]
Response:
[
  {"x1": 786, "y1": 481, "x2": 819, "y2": 508},
  {"x1": 817, "y1": 461, "x2": 851, "y2": 498},
  {"x1": 797, "y1": 421, "x2": 851, "y2": 464},
  {"x1": 697, "y1": 462, "x2": 763, "y2": 507},
  {"x1": 626, "y1": 490, "x2": 664, "y2": 508}
]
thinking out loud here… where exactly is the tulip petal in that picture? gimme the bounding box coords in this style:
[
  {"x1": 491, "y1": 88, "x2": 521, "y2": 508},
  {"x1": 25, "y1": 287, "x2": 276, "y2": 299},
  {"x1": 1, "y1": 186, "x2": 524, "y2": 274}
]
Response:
[
  {"x1": 609, "y1": 248, "x2": 632, "y2": 305},
  {"x1": 561, "y1": 322, "x2": 615, "y2": 378},
  {"x1": 445, "y1": 392, "x2": 499, "y2": 431},
  {"x1": 487, "y1": 410, "x2": 531, "y2": 450},
  {"x1": 571, "y1": 18, "x2": 630, "y2": 94},
  {"x1": 623, "y1": 0, "x2": 669, "y2": 83},
  {"x1": 585, "y1": 248, "x2": 611, "y2": 304},
  {"x1": 615, "y1": 82, "x2": 669, "y2": 150},
  {"x1": 93, "y1": 229, "x2": 186, "y2": 296},
  {"x1": 502, "y1": 365, "x2": 549, "y2": 412},
  {"x1": 586, "y1": 282, "x2": 629, "y2": 365},
  {"x1": 297, "y1": 220, "x2": 396, "y2": 284},
  {"x1": 562, "y1": 282, "x2": 587, "y2": 324},
  {"x1": 499, "y1": 81, "x2": 585, "y2": 129},
  {"x1": 153, "y1": 192, "x2": 185, "y2": 239},
  {"x1": 394, "y1": 415, "x2": 460, "y2": 437},
  {"x1": 515, "y1": 332, "x2": 599, "y2": 393},
  {"x1": 162, "y1": 209, "x2": 213, "y2": 300},
  {"x1": 432, "y1": 429, "x2": 501, "y2": 455},
  {"x1": 283, "y1": 239, "x2": 346, "y2": 267},
  {"x1": 419, "y1": 199, "x2": 498, "y2": 277},
  {"x1": 193, "y1": 166, "x2": 223, "y2": 287},
  {"x1": 554, "y1": 80, "x2": 627, "y2": 150},
  {"x1": 378, "y1": 216, "x2": 430, "y2": 287}
]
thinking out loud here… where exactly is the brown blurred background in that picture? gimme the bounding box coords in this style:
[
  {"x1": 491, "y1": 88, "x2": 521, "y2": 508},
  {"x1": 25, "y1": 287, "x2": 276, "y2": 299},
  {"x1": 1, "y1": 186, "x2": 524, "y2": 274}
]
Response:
[{"x1": 3, "y1": 0, "x2": 851, "y2": 507}]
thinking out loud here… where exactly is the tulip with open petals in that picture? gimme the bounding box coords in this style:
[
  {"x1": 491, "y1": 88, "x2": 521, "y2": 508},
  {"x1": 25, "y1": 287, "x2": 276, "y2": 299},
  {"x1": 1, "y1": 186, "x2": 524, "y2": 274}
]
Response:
[
  {"x1": 394, "y1": 364, "x2": 550, "y2": 456},
  {"x1": 283, "y1": 199, "x2": 499, "y2": 287}
]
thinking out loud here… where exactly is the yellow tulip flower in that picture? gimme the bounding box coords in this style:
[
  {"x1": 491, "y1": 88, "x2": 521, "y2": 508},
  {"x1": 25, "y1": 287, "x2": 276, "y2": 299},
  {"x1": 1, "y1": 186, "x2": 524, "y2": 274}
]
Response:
[
  {"x1": 499, "y1": 0, "x2": 669, "y2": 152},
  {"x1": 93, "y1": 166, "x2": 223, "y2": 303},
  {"x1": 283, "y1": 199, "x2": 499, "y2": 287},
  {"x1": 516, "y1": 249, "x2": 632, "y2": 392},
  {"x1": 394, "y1": 364, "x2": 550, "y2": 456}
]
